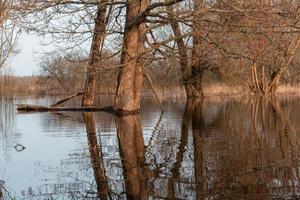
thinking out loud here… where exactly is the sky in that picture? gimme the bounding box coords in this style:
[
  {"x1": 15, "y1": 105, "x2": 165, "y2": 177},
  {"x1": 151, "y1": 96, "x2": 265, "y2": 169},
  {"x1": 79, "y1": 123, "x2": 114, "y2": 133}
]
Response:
[
  {"x1": 7, "y1": 33, "x2": 48, "y2": 76},
  {"x1": 8, "y1": 32, "x2": 92, "y2": 76}
]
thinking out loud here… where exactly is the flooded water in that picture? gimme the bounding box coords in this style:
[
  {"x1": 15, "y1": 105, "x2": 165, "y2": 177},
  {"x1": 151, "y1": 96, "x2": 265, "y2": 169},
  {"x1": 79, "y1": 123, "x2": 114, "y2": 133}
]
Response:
[{"x1": 1, "y1": 95, "x2": 300, "y2": 199}]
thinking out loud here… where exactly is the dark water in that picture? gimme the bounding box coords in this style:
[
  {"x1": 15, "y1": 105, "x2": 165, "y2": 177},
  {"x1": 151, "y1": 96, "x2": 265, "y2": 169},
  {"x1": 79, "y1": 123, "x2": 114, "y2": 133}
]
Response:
[{"x1": 1, "y1": 96, "x2": 300, "y2": 200}]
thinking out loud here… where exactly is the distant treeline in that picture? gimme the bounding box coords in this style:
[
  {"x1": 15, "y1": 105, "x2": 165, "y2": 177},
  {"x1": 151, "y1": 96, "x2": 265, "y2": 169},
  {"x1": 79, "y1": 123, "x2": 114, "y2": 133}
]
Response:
[
  {"x1": 0, "y1": 75, "x2": 40, "y2": 96},
  {"x1": 2, "y1": 51, "x2": 300, "y2": 97}
]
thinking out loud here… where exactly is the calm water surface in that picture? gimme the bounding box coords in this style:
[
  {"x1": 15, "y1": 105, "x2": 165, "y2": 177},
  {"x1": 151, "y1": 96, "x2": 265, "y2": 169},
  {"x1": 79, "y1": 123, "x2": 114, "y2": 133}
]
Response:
[{"x1": 1, "y1": 95, "x2": 300, "y2": 200}]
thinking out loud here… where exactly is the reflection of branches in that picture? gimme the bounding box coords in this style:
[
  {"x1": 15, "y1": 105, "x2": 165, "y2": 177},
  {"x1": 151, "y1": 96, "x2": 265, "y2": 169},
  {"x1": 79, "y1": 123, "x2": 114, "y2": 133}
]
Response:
[
  {"x1": 0, "y1": 180, "x2": 15, "y2": 200},
  {"x1": 250, "y1": 98, "x2": 262, "y2": 154},
  {"x1": 0, "y1": 98, "x2": 16, "y2": 159},
  {"x1": 269, "y1": 97, "x2": 298, "y2": 162},
  {"x1": 167, "y1": 100, "x2": 193, "y2": 199},
  {"x1": 165, "y1": 99, "x2": 206, "y2": 199},
  {"x1": 146, "y1": 111, "x2": 164, "y2": 151}
]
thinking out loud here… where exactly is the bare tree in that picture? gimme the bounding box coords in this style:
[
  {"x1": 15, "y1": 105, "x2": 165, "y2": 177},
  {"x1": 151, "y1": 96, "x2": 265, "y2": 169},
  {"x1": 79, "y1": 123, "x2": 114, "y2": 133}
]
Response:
[
  {"x1": 13, "y1": 0, "x2": 300, "y2": 108},
  {"x1": 82, "y1": 0, "x2": 110, "y2": 106},
  {"x1": 0, "y1": 0, "x2": 18, "y2": 70}
]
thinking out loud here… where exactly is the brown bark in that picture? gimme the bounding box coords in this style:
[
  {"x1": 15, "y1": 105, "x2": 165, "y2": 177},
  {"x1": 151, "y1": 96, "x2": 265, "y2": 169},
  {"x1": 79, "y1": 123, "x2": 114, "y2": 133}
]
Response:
[
  {"x1": 166, "y1": 1, "x2": 204, "y2": 99},
  {"x1": 166, "y1": 4, "x2": 189, "y2": 72},
  {"x1": 82, "y1": 1, "x2": 108, "y2": 106},
  {"x1": 189, "y1": 0, "x2": 204, "y2": 98},
  {"x1": 82, "y1": 113, "x2": 110, "y2": 199},
  {"x1": 166, "y1": 3, "x2": 191, "y2": 98},
  {"x1": 116, "y1": 115, "x2": 147, "y2": 199},
  {"x1": 268, "y1": 37, "x2": 300, "y2": 93},
  {"x1": 115, "y1": 0, "x2": 149, "y2": 115},
  {"x1": 247, "y1": 37, "x2": 300, "y2": 95}
]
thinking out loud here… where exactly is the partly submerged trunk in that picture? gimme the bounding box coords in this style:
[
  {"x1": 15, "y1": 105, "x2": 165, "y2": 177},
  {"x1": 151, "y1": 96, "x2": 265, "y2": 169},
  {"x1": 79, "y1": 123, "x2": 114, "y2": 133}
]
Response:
[
  {"x1": 116, "y1": 115, "x2": 147, "y2": 199},
  {"x1": 166, "y1": 1, "x2": 204, "y2": 99},
  {"x1": 166, "y1": 3, "x2": 191, "y2": 98},
  {"x1": 115, "y1": 0, "x2": 149, "y2": 115},
  {"x1": 189, "y1": 0, "x2": 204, "y2": 98},
  {"x1": 82, "y1": 1, "x2": 108, "y2": 106}
]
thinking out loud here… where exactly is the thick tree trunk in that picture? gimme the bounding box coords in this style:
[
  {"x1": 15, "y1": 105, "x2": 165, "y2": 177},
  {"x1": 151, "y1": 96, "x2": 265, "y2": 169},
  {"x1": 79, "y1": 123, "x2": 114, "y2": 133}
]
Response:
[
  {"x1": 116, "y1": 115, "x2": 147, "y2": 199},
  {"x1": 82, "y1": 1, "x2": 108, "y2": 106},
  {"x1": 83, "y1": 113, "x2": 110, "y2": 199},
  {"x1": 115, "y1": 0, "x2": 149, "y2": 115}
]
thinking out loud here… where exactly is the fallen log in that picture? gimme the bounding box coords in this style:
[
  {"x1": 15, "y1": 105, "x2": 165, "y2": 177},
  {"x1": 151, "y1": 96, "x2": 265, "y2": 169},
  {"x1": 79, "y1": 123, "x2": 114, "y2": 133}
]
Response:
[{"x1": 17, "y1": 104, "x2": 115, "y2": 113}]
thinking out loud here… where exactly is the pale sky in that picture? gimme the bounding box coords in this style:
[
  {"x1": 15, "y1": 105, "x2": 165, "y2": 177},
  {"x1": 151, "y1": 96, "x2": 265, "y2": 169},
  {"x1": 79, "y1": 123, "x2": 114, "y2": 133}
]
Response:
[{"x1": 8, "y1": 33, "x2": 49, "y2": 76}]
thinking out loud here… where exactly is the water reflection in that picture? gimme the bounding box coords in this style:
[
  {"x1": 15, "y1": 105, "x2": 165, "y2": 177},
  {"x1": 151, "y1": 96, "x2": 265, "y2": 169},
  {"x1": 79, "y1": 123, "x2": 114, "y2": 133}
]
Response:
[
  {"x1": 0, "y1": 97, "x2": 17, "y2": 155},
  {"x1": 83, "y1": 113, "x2": 110, "y2": 199},
  {"x1": 1, "y1": 96, "x2": 300, "y2": 199},
  {"x1": 116, "y1": 115, "x2": 147, "y2": 199}
]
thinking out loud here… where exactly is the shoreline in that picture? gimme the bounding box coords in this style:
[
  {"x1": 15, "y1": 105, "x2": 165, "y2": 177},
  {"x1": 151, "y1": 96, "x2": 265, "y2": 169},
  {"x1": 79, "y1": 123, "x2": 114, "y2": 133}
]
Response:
[{"x1": 2, "y1": 84, "x2": 300, "y2": 99}]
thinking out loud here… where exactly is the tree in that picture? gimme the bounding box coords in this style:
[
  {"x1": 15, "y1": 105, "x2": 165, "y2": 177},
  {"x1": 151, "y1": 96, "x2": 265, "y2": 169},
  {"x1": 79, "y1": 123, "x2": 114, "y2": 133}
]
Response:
[
  {"x1": 0, "y1": 0, "x2": 18, "y2": 70},
  {"x1": 167, "y1": 0, "x2": 205, "y2": 98},
  {"x1": 82, "y1": 0, "x2": 110, "y2": 106},
  {"x1": 115, "y1": 0, "x2": 150, "y2": 114},
  {"x1": 38, "y1": 53, "x2": 87, "y2": 94}
]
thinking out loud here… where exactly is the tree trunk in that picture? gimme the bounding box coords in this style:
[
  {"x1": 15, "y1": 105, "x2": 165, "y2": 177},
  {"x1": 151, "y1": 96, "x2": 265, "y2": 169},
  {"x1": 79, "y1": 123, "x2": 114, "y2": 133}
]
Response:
[
  {"x1": 189, "y1": 0, "x2": 204, "y2": 98},
  {"x1": 115, "y1": 0, "x2": 149, "y2": 115},
  {"x1": 166, "y1": 1, "x2": 204, "y2": 99},
  {"x1": 166, "y1": 3, "x2": 190, "y2": 98},
  {"x1": 82, "y1": 1, "x2": 108, "y2": 106}
]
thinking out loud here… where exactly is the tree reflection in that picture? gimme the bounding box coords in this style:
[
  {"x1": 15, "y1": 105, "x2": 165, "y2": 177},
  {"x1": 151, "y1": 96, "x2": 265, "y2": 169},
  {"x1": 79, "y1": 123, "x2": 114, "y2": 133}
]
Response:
[
  {"x1": 166, "y1": 100, "x2": 192, "y2": 199},
  {"x1": 6, "y1": 96, "x2": 300, "y2": 199},
  {"x1": 165, "y1": 99, "x2": 205, "y2": 199},
  {"x1": 191, "y1": 100, "x2": 205, "y2": 200},
  {"x1": 115, "y1": 114, "x2": 147, "y2": 200},
  {"x1": 82, "y1": 112, "x2": 110, "y2": 199},
  {"x1": 0, "y1": 97, "x2": 16, "y2": 158}
]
